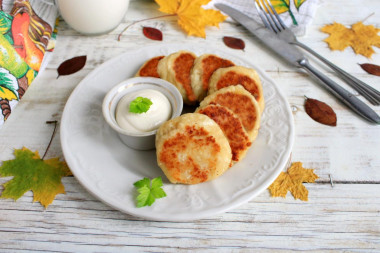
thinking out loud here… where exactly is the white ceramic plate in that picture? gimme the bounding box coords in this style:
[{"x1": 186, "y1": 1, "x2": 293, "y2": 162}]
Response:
[{"x1": 61, "y1": 44, "x2": 294, "y2": 221}]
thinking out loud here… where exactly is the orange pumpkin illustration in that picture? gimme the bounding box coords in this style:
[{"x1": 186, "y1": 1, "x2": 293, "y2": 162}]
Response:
[{"x1": 12, "y1": 12, "x2": 44, "y2": 71}]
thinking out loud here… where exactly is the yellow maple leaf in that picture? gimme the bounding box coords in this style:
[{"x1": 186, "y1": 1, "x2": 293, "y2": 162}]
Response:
[
  {"x1": 155, "y1": 0, "x2": 227, "y2": 38},
  {"x1": 321, "y1": 22, "x2": 380, "y2": 58},
  {"x1": 269, "y1": 0, "x2": 290, "y2": 14},
  {"x1": 0, "y1": 147, "x2": 72, "y2": 208},
  {"x1": 268, "y1": 162, "x2": 318, "y2": 201}
]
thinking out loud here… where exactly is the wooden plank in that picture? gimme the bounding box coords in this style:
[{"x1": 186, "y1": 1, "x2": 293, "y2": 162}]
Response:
[{"x1": 0, "y1": 178, "x2": 379, "y2": 251}]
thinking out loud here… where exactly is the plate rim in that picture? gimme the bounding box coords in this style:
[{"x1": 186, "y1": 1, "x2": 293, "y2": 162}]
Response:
[{"x1": 60, "y1": 43, "x2": 295, "y2": 221}]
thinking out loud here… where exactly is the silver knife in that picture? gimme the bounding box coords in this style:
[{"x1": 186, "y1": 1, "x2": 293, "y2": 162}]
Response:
[{"x1": 216, "y1": 3, "x2": 380, "y2": 124}]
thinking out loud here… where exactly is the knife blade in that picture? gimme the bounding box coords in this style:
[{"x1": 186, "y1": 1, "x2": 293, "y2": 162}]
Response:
[
  {"x1": 215, "y1": 3, "x2": 380, "y2": 124},
  {"x1": 215, "y1": 3, "x2": 305, "y2": 66}
]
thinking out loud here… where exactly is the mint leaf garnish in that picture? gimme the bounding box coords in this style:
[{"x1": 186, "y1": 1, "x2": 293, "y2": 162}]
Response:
[
  {"x1": 133, "y1": 177, "x2": 167, "y2": 207},
  {"x1": 133, "y1": 177, "x2": 150, "y2": 188},
  {"x1": 129, "y1": 97, "x2": 152, "y2": 114}
]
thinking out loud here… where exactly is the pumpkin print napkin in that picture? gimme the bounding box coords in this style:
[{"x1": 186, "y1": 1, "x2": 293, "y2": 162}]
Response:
[
  {"x1": 0, "y1": 0, "x2": 57, "y2": 128},
  {"x1": 209, "y1": 0, "x2": 322, "y2": 36}
]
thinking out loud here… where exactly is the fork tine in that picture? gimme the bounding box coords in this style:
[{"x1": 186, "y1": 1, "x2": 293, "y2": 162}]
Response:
[
  {"x1": 254, "y1": 1, "x2": 273, "y2": 31},
  {"x1": 265, "y1": 0, "x2": 287, "y2": 30},
  {"x1": 255, "y1": 1, "x2": 279, "y2": 33},
  {"x1": 262, "y1": 0, "x2": 282, "y2": 31}
]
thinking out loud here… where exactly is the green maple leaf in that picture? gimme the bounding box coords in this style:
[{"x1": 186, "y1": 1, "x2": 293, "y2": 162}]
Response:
[
  {"x1": 133, "y1": 177, "x2": 166, "y2": 207},
  {"x1": 0, "y1": 147, "x2": 72, "y2": 208}
]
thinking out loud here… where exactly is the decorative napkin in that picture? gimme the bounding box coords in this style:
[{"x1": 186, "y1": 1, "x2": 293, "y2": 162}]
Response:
[
  {"x1": 209, "y1": 0, "x2": 321, "y2": 36},
  {"x1": 0, "y1": 0, "x2": 57, "y2": 129}
]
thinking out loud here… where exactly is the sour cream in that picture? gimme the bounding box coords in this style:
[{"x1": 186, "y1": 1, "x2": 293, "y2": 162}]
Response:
[{"x1": 115, "y1": 89, "x2": 171, "y2": 133}]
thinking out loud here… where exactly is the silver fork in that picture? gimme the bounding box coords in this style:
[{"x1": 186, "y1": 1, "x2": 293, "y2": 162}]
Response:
[{"x1": 255, "y1": 0, "x2": 380, "y2": 106}]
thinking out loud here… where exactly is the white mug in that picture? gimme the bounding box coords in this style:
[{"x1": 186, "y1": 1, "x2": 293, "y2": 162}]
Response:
[{"x1": 55, "y1": 0, "x2": 130, "y2": 35}]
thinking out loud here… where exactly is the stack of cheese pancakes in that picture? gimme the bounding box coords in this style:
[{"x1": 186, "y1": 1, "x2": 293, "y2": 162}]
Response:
[{"x1": 136, "y1": 51, "x2": 264, "y2": 185}]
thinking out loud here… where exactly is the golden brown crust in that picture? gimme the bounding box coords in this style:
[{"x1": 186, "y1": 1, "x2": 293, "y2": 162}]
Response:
[
  {"x1": 199, "y1": 85, "x2": 261, "y2": 141},
  {"x1": 191, "y1": 54, "x2": 235, "y2": 101},
  {"x1": 156, "y1": 113, "x2": 232, "y2": 184},
  {"x1": 143, "y1": 51, "x2": 265, "y2": 184},
  {"x1": 157, "y1": 50, "x2": 197, "y2": 105},
  {"x1": 135, "y1": 56, "x2": 165, "y2": 78},
  {"x1": 196, "y1": 104, "x2": 251, "y2": 162},
  {"x1": 208, "y1": 66, "x2": 265, "y2": 113}
]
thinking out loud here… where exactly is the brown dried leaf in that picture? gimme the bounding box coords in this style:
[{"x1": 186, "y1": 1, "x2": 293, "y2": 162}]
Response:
[
  {"x1": 268, "y1": 162, "x2": 319, "y2": 201},
  {"x1": 57, "y1": 56, "x2": 87, "y2": 78},
  {"x1": 359, "y1": 63, "x2": 380, "y2": 76},
  {"x1": 223, "y1": 36, "x2": 245, "y2": 50},
  {"x1": 143, "y1": 27, "x2": 163, "y2": 41},
  {"x1": 304, "y1": 97, "x2": 337, "y2": 126}
]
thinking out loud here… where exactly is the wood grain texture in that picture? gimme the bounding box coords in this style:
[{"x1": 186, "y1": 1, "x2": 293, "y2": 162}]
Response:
[
  {"x1": 0, "y1": 178, "x2": 379, "y2": 252},
  {"x1": 0, "y1": 0, "x2": 380, "y2": 251}
]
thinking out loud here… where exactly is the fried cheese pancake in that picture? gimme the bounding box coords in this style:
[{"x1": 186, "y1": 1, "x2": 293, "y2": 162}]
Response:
[
  {"x1": 196, "y1": 104, "x2": 251, "y2": 163},
  {"x1": 199, "y1": 85, "x2": 261, "y2": 141},
  {"x1": 156, "y1": 113, "x2": 232, "y2": 184},
  {"x1": 135, "y1": 56, "x2": 164, "y2": 78},
  {"x1": 157, "y1": 50, "x2": 197, "y2": 105},
  {"x1": 208, "y1": 66, "x2": 265, "y2": 113},
  {"x1": 191, "y1": 54, "x2": 235, "y2": 101}
]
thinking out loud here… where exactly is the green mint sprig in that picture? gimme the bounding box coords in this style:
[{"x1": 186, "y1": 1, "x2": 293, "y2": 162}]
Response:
[
  {"x1": 133, "y1": 177, "x2": 167, "y2": 207},
  {"x1": 129, "y1": 97, "x2": 152, "y2": 114}
]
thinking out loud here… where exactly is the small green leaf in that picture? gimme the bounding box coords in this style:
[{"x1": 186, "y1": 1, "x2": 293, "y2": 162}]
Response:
[
  {"x1": 136, "y1": 186, "x2": 151, "y2": 207},
  {"x1": 151, "y1": 177, "x2": 163, "y2": 188},
  {"x1": 151, "y1": 187, "x2": 166, "y2": 199},
  {"x1": 133, "y1": 177, "x2": 150, "y2": 188},
  {"x1": 133, "y1": 176, "x2": 166, "y2": 207},
  {"x1": 145, "y1": 193, "x2": 156, "y2": 206},
  {"x1": 129, "y1": 97, "x2": 153, "y2": 114}
]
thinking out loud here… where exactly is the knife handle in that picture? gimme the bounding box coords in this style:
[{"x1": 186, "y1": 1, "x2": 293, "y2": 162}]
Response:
[{"x1": 298, "y1": 58, "x2": 380, "y2": 124}]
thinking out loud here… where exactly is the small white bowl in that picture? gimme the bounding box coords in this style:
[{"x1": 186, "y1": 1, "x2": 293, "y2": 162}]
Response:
[{"x1": 102, "y1": 77, "x2": 183, "y2": 150}]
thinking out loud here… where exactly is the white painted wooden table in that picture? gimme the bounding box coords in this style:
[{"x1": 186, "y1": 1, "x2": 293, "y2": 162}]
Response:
[{"x1": 1, "y1": 0, "x2": 380, "y2": 251}]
